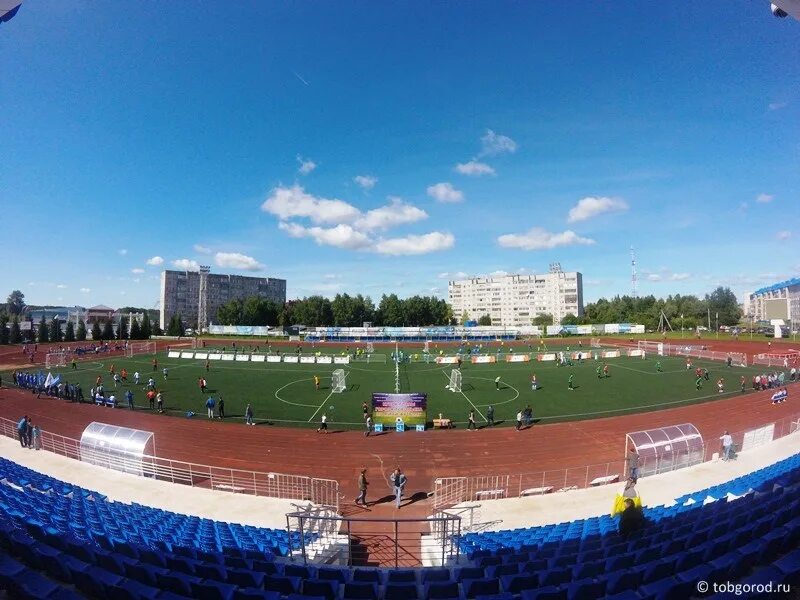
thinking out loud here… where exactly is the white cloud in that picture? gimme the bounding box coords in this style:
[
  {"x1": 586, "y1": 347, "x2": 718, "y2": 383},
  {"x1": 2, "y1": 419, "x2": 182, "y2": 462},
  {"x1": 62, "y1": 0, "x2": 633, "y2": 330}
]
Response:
[
  {"x1": 297, "y1": 155, "x2": 317, "y2": 175},
  {"x1": 194, "y1": 244, "x2": 212, "y2": 255},
  {"x1": 497, "y1": 228, "x2": 596, "y2": 250},
  {"x1": 426, "y1": 182, "x2": 464, "y2": 203},
  {"x1": 56, "y1": 284, "x2": 67, "y2": 289},
  {"x1": 647, "y1": 274, "x2": 662, "y2": 282},
  {"x1": 438, "y1": 271, "x2": 468, "y2": 279},
  {"x1": 670, "y1": 273, "x2": 691, "y2": 281},
  {"x1": 323, "y1": 274, "x2": 340, "y2": 279},
  {"x1": 490, "y1": 270, "x2": 509, "y2": 277},
  {"x1": 777, "y1": 231, "x2": 792, "y2": 241},
  {"x1": 132, "y1": 278, "x2": 141, "y2": 284},
  {"x1": 80, "y1": 288, "x2": 90, "y2": 293},
  {"x1": 353, "y1": 175, "x2": 378, "y2": 190},
  {"x1": 118, "y1": 249, "x2": 128, "y2": 256},
  {"x1": 374, "y1": 232, "x2": 455, "y2": 256},
  {"x1": 768, "y1": 101, "x2": 788, "y2": 111},
  {"x1": 262, "y1": 185, "x2": 361, "y2": 225},
  {"x1": 455, "y1": 161, "x2": 495, "y2": 176},
  {"x1": 354, "y1": 197, "x2": 427, "y2": 231},
  {"x1": 756, "y1": 193, "x2": 774, "y2": 204},
  {"x1": 279, "y1": 222, "x2": 373, "y2": 250},
  {"x1": 131, "y1": 268, "x2": 145, "y2": 274},
  {"x1": 172, "y1": 258, "x2": 201, "y2": 271},
  {"x1": 146, "y1": 256, "x2": 164, "y2": 266},
  {"x1": 479, "y1": 129, "x2": 517, "y2": 156},
  {"x1": 214, "y1": 252, "x2": 265, "y2": 271},
  {"x1": 567, "y1": 196, "x2": 629, "y2": 223}
]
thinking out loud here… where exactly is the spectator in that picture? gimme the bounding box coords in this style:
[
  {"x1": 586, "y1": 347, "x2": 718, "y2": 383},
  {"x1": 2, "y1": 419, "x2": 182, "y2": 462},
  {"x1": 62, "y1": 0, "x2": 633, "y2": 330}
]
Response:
[
  {"x1": 720, "y1": 431, "x2": 734, "y2": 461},
  {"x1": 486, "y1": 405, "x2": 495, "y2": 427},
  {"x1": 627, "y1": 447, "x2": 640, "y2": 479},
  {"x1": 245, "y1": 403, "x2": 254, "y2": 426},
  {"x1": 125, "y1": 389, "x2": 134, "y2": 410},
  {"x1": 218, "y1": 396, "x2": 225, "y2": 419},
  {"x1": 618, "y1": 498, "x2": 644, "y2": 538},
  {"x1": 622, "y1": 478, "x2": 638, "y2": 499},
  {"x1": 156, "y1": 392, "x2": 164, "y2": 413},
  {"x1": 515, "y1": 410, "x2": 523, "y2": 431},
  {"x1": 391, "y1": 467, "x2": 407, "y2": 509},
  {"x1": 206, "y1": 396, "x2": 215, "y2": 419},
  {"x1": 355, "y1": 468, "x2": 369, "y2": 506},
  {"x1": 17, "y1": 415, "x2": 28, "y2": 448},
  {"x1": 31, "y1": 423, "x2": 41, "y2": 450}
]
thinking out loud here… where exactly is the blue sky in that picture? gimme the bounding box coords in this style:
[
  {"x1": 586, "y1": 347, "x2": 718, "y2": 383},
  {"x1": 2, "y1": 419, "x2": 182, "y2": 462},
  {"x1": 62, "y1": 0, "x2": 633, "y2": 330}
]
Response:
[{"x1": 2, "y1": 1, "x2": 798, "y2": 309}]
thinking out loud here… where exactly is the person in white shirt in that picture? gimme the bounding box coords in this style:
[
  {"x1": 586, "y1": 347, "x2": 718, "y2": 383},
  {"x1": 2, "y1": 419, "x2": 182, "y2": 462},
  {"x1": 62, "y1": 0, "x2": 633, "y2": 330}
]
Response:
[
  {"x1": 720, "y1": 431, "x2": 734, "y2": 461},
  {"x1": 317, "y1": 414, "x2": 328, "y2": 434},
  {"x1": 515, "y1": 410, "x2": 523, "y2": 431},
  {"x1": 133, "y1": 371, "x2": 140, "y2": 385}
]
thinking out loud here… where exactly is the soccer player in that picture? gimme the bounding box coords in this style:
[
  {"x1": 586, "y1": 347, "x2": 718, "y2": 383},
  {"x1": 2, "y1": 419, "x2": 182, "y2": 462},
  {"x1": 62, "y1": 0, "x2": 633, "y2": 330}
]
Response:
[
  {"x1": 568, "y1": 373, "x2": 575, "y2": 390},
  {"x1": 71, "y1": 358, "x2": 77, "y2": 370},
  {"x1": 133, "y1": 371, "x2": 140, "y2": 385},
  {"x1": 686, "y1": 358, "x2": 692, "y2": 370},
  {"x1": 495, "y1": 376, "x2": 501, "y2": 390},
  {"x1": 603, "y1": 364, "x2": 609, "y2": 378},
  {"x1": 655, "y1": 361, "x2": 662, "y2": 372},
  {"x1": 109, "y1": 364, "x2": 115, "y2": 375},
  {"x1": 695, "y1": 377, "x2": 702, "y2": 390},
  {"x1": 596, "y1": 365, "x2": 602, "y2": 379},
  {"x1": 120, "y1": 368, "x2": 128, "y2": 382},
  {"x1": 703, "y1": 368, "x2": 710, "y2": 381},
  {"x1": 314, "y1": 375, "x2": 320, "y2": 391},
  {"x1": 152, "y1": 357, "x2": 158, "y2": 372},
  {"x1": 530, "y1": 374, "x2": 538, "y2": 391},
  {"x1": 740, "y1": 376, "x2": 746, "y2": 393},
  {"x1": 113, "y1": 373, "x2": 121, "y2": 388},
  {"x1": 205, "y1": 359, "x2": 210, "y2": 372},
  {"x1": 717, "y1": 378, "x2": 724, "y2": 394},
  {"x1": 162, "y1": 367, "x2": 168, "y2": 381},
  {"x1": 317, "y1": 414, "x2": 329, "y2": 434}
]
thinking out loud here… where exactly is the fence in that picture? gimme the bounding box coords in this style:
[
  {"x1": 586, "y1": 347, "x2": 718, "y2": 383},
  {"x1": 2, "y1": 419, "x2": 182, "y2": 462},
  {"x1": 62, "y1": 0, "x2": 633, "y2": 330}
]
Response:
[
  {"x1": 285, "y1": 510, "x2": 462, "y2": 568},
  {"x1": 432, "y1": 411, "x2": 800, "y2": 509},
  {"x1": 0, "y1": 417, "x2": 339, "y2": 509},
  {"x1": 751, "y1": 352, "x2": 800, "y2": 368}
]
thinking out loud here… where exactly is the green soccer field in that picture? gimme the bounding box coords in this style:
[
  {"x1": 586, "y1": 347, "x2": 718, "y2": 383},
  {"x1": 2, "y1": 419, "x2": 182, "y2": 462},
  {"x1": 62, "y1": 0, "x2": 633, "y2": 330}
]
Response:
[{"x1": 6, "y1": 345, "x2": 771, "y2": 429}]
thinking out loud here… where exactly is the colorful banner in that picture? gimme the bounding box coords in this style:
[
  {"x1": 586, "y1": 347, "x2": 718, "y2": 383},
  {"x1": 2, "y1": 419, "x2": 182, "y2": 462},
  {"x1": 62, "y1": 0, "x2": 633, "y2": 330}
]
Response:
[
  {"x1": 435, "y1": 356, "x2": 460, "y2": 364},
  {"x1": 537, "y1": 353, "x2": 557, "y2": 361},
  {"x1": 471, "y1": 355, "x2": 496, "y2": 364},
  {"x1": 505, "y1": 354, "x2": 530, "y2": 363},
  {"x1": 372, "y1": 393, "x2": 427, "y2": 427}
]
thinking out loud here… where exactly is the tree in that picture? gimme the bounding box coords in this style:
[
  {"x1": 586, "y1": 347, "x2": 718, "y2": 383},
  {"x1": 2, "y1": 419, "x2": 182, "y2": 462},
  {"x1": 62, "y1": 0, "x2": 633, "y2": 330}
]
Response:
[
  {"x1": 217, "y1": 298, "x2": 243, "y2": 325},
  {"x1": 118, "y1": 316, "x2": 129, "y2": 340},
  {"x1": 705, "y1": 286, "x2": 741, "y2": 327},
  {"x1": 477, "y1": 314, "x2": 493, "y2": 326},
  {"x1": 101, "y1": 320, "x2": 114, "y2": 341},
  {"x1": 140, "y1": 312, "x2": 152, "y2": 339},
  {"x1": 10, "y1": 316, "x2": 21, "y2": 344},
  {"x1": 0, "y1": 315, "x2": 8, "y2": 345},
  {"x1": 49, "y1": 317, "x2": 63, "y2": 342},
  {"x1": 533, "y1": 313, "x2": 554, "y2": 327},
  {"x1": 460, "y1": 310, "x2": 470, "y2": 326},
  {"x1": 37, "y1": 316, "x2": 49, "y2": 343},
  {"x1": 561, "y1": 313, "x2": 579, "y2": 326},
  {"x1": 90, "y1": 321, "x2": 101, "y2": 341},
  {"x1": 76, "y1": 319, "x2": 87, "y2": 341},
  {"x1": 64, "y1": 321, "x2": 75, "y2": 342},
  {"x1": 130, "y1": 318, "x2": 142, "y2": 340},
  {"x1": 167, "y1": 314, "x2": 185, "y2": 337},
  {"x1": 6, "y1": 290, "x2": 26, "y2": 316},
  {"x1": 376, "y1": 294, "x2": 404, "y2": 326}
]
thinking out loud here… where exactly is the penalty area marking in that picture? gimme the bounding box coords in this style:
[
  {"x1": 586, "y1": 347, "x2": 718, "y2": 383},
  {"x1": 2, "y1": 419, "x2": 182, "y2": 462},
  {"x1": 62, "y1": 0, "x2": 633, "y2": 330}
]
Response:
[
  {"x1": 307, "y1": 388, "x2": 336, "y2": 423},
  {"x1": 274, "y1": 379, "x2": 325, "y2": 409}
]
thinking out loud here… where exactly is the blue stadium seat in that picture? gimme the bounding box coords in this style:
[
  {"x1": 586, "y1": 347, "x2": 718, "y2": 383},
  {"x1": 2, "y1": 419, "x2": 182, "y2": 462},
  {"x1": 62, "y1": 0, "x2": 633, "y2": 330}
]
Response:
[
  {"x1": 191, "y1": 580, "x2": 237, "y2": 600},
  {"x1": 302, "y1": 578, "x2": 339, "y2": 600},
  {"x1": 426, "y1": 581, "x2": 461, "y2": 599},
  {"x1": 384, "y1": 582, "x2": 419, "y2": 600},
  {"x1": 343, "y1": 581, "x2": 378, "y2": 599}
]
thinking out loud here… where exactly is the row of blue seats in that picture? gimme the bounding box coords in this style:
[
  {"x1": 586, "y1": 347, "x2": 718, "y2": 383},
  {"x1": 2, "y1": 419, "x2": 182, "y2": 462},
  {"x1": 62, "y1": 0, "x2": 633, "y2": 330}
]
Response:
[
  {"x1": 0, "y1": 456, "x2": 308, "y2": 557},
  {"x1": 461, "y1": 451, "x2": 800, "y2": 556}
]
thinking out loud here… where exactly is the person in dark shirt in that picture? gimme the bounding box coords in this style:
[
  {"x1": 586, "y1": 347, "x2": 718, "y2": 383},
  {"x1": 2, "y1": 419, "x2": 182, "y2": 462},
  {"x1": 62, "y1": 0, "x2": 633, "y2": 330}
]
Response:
[{"x1": 618, "y1": 498, "x2": 644, "y2": 538}]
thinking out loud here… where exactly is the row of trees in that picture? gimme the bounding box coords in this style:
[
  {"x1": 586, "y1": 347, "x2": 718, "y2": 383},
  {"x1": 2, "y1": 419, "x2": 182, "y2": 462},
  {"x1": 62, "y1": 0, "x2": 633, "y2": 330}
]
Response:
[
  {"x1": 0, "y1": 313, "x2": 156, "y2": 345},
  {"x1": 214, "y1": 293, "x2": 454, "y2": 328}
]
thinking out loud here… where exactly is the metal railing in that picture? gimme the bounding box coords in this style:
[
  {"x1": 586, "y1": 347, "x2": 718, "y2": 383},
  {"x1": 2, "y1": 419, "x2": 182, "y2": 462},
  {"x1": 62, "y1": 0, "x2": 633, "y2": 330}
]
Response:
[
  {"x1": 0, "y1": 417, "x2": 339, "y2": 509},
  {"x1": 285, "y1": 510, "x2": 461, "y2": 568},
  {"x1": 432, "y1": 411, "x2": 800, "y2": 509}
]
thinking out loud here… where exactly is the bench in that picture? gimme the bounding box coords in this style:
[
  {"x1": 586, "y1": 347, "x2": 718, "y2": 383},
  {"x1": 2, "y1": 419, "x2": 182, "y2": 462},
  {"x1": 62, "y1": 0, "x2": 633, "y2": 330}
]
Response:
[
  {"x1": 475, "y1": 489, "x2": 505, "y2": 500},
  {"x1": 520, "y1": 486, "x2": 554, "y2": 497},
  {"x1": 589, "y1": 475, "x2": 620, "y2": 486}
]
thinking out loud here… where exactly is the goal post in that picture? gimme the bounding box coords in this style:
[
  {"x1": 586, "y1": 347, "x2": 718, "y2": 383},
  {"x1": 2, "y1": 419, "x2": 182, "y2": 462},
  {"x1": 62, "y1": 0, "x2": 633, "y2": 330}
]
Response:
[
  {"x1": 637, "y1": 340, "x2": 664, "y2": 356},
  {"x1": 590, "y1": 337, "x2": 602, "y2": 348},
  {"x1": 45, "y1": 352, "x2": 68, "y2": 369},
  {"x1": 127, "y1": 341, "x2": 157, "y2": 357},
  {"x1": 332, "y1": 369, "x2": 347, "y2": 394},
  {"x1": 446, "y1": 368, "x2": 462, "y2": 393}
]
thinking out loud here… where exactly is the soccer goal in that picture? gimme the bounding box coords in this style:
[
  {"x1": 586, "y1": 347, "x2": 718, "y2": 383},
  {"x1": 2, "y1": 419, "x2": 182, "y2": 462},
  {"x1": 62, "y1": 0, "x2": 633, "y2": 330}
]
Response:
[
  {"x1": 45, "y1": 352, "x2": 68, "y2": 369},
  {"x1": 332, "y1": 369, "x2": 347, "y2": 393},
  {"x1": 590, "y1": 337, "x2": 602, "y2": 348},
  {"x1": 127, "y1": 341, "x2": 157, "y2": 357},
  {"x1": 637, "y1": 340, "x2": 664, "y2": 356},
  {"x1": 446, "y1": 368, "x2": 462, "y2": 393}
]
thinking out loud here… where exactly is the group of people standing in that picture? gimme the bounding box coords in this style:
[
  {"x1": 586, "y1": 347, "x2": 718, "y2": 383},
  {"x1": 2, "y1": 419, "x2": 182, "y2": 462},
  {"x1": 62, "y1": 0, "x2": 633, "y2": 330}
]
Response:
[
  {"x1": 354, "y1": 467, "x2": 408, "y2": 509},
  {"x1": 16, "y1": 415, "x2": 41, "y2": 450}
]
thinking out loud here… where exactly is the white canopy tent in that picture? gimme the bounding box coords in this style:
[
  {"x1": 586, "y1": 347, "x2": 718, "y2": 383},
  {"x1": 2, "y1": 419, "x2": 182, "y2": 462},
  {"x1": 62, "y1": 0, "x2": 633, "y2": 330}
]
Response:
[
  {"x1": 625, "y1": 423, "x2": 704, "y2": 478},
  {"x1": 79, "y1": 422, "x2": 156, "y2": 477}
]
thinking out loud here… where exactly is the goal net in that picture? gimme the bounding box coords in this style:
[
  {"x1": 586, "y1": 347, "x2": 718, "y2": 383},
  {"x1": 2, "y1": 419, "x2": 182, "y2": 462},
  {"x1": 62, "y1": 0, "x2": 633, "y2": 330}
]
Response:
[
  {"x1": 127, "y1": 341, "x2": 157, "y2": 357},
  {"x1": 637, "y1": 340, "x2": 664, "y2": 356},
  {"x1": 332, "y1": 369, "x2": 347, "y2": 394},
  {"x1": 590, "y1": 337, "x2": 602, "y2": 348},
  {"x1": 446, "y1": 368, "x2": 462, "y2": 393},
  {"x1": 45, "y1": 352, "x2": 68, "y2": 369}
]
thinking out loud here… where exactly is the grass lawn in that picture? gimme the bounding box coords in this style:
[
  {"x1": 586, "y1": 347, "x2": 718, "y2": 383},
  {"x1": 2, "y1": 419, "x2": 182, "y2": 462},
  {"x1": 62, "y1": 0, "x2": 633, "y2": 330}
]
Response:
[{"x1": 6, "y1": 344, "x2": 774, "y2": 430}]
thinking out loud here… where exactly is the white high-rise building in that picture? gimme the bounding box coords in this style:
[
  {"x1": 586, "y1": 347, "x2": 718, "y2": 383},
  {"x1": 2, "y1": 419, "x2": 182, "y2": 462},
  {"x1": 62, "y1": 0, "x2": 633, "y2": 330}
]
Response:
[{"x1": 448, "y1": 265, "x2": 583, "y2": 327}]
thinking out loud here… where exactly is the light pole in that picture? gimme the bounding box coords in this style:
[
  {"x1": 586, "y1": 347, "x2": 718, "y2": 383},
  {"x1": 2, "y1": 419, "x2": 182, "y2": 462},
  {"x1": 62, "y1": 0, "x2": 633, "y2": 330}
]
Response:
[{"x1": 681, "y1": 314, "x2": 684, "y2": 338}]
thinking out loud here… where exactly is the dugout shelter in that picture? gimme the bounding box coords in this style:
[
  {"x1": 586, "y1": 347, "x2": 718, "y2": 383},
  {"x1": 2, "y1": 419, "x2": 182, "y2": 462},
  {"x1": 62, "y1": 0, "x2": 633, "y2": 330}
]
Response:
[
  {"x1": 625, "y1": 423, "x2": 704, "y2": 478},
  {"x1": 80, "y1": 422, "x2": 156, "y2": 477}
]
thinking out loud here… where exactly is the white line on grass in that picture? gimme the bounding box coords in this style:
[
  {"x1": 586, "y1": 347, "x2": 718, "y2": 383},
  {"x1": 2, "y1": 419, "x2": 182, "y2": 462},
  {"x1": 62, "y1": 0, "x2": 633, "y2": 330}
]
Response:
[
  {"x1": 307, "y1": 389, "x2": 336, "y2": 423},
  {"x1": 274, "y1": 379, "x2": 324, "y2": 408},
  {"x1": 441, "y1": 371, "x2": 487, "y2": 422}
]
